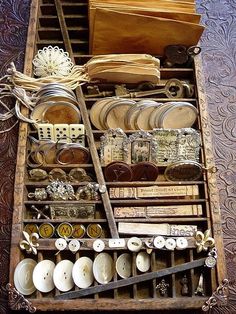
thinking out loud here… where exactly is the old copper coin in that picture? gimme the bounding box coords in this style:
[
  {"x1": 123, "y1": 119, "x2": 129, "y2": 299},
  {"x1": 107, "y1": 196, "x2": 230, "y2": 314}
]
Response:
[
  {"x1": 131, "y1": 162, "x2": 159, "y2": 181},
  {"x1": 104, "y1": 162, "x2": 132, "y2": 182}
]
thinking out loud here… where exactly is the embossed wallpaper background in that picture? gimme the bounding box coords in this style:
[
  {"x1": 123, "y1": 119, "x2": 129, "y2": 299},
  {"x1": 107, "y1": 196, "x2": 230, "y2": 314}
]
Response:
[{"x1": 0, "y1": 0, "x2": 236, "y2": 313}]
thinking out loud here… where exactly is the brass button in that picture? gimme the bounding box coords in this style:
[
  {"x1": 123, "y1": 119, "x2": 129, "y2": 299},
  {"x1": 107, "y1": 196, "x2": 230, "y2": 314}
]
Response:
[
  {"x1": 72, "y1": 224, "x2": 86, "y2": 238},
  {"x1": 57, "y1": 222, "x2": 73, "y2": 238},
  {"x1": 39, "y1": 223, "x2": 54, "y2": 238},
  {"x1": 87, "y1": 223, "x2": 102, "y2": 238},
  {"x1": 24, "y1": 223, "x2": 39, "y2": 235}
]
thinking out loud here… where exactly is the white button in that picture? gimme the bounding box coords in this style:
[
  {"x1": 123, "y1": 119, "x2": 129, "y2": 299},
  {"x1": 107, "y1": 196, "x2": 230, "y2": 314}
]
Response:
[
  {"x1": 165, "y1": 238, "x2": 176, "y2": 250},
  {"x1": 93, "y1": 239, "x2": 105, "y2": 252},
  {"x1": 153, "y1": 236, "x2": 165, "y2": 249},
  {"x1": 136, "y1": 252, "x2": 151, "y2": 273},
  {"x1": 127, "y1": 237, "x2": 142, "y2": 252},
  {"x1": 32, "y1": 260, "x2": 55, "y2": 293},
  {"x1": 14, "y1": 258, "x2": 37, "y2": 295},
  {"x1": 68, "y1": 239, "x2": 80, "y2": 253},
  {"x1": 93, "y1": 253, "x2": 114, "y2": 284},
  {"x1": 108, "y1": 238, "x2": 126, "y2": 248},
  {"x1": 116, "y1": 253, "x2": 132, "y2": 279},
  {"x1": 55, "y1": 238, "x2": 67, "y2": 251},
  {"x1": 176, "y1": 237, "x2": 188, "y2": 250},
  {"x1": 72, "y1": 257, "x2": 94, "y2": 288},
  {"x1": 53, "y1": 260, "x2": 74, "y2": 292}
]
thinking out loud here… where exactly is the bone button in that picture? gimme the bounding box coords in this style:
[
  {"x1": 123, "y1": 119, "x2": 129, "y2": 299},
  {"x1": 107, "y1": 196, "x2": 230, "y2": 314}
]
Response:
[
  {"x1": 153, "y1": 236, "x2": 165, "y2": 249},
  {"x1": 165, "y1": 238, "x2": 177, "y2": 250},
  {"x1": 127, "y1": 237, "x2": 143, "y2": 252},
  {"x1": 32, "y1": 260, "x2": 55, "y2": 293},
  {"x1": 53, "y1": 260, "x2": 74, "y2": 292}
]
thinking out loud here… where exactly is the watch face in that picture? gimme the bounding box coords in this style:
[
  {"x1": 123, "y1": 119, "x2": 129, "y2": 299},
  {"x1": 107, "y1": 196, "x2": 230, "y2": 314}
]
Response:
[
  {"x1": 164, "y1": 161, "x2": 203, "y2": 181},
  {"x1": 205, "y1": 256, "x2": 217, "y2": 268}
]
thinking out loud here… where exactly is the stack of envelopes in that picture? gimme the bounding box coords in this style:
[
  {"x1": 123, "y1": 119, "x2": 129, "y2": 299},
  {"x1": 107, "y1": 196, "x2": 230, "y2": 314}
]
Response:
[
  {"x1": 85, "y1": 54, "x2": 160, "y2": 84},
  {"x1": 89, "y1": 0, "x2": 204, "y2": 55}
]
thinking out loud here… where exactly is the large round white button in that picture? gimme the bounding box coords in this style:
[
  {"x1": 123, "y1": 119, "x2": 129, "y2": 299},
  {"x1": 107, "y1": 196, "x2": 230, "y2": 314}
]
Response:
[
  {"x1": 176, "y1": 237, "x2": 188, "y2": 250},
  {"x1": 14, "y1": 258, "x2": 37, "y2": 295},
  {"x1": 53, "y1": 260, "x2": 74, "y2": 292},
  {"x1": 93, "y1": 239, "x2": 105, "y2": 252},
  {"x1": 32, "y1": 260, "x2": 55, "y2": 293},
  {"x1": 127, "y1": 237, "x2": 142, "y2": 252},
  {"x1": 116, "y1": 253, "x2": 132, "y2": 279},
  {"x1": 136, "y1": 252, "x2": 151, "y2": 273},
  {"x1": 153, "y1": 236, "x2": 165, "y2": 249},
  {"x1": 55, "y1": 238, "x2": 67, "y2": 251},
  {"x1": 68, "y1": 239, "x2": 80, "y2": 253},
  {"x1": 165, "y1": 238, "x2": 176, "y2": 250},
  {"x1": 93, "y1": 253, "x2": 114, "y2": 284},
  {"x1": 72, "y1": 257, "x2": 94, "y2": 288}
]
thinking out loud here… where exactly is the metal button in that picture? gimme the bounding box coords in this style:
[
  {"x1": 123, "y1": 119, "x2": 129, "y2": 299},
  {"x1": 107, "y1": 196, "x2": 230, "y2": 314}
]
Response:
[
  {"x1": 57, "y1": 222, "x2": 73, "y2": 238},
  {"x1": 38, "y1": 223, "x2": 54, "y2": 238},
  {"x1": 87, "y1": 223, "x2": 102, "y2": 238},
  {"x1": 72, "y1": 224, "x2": 86, "y2": 238}
]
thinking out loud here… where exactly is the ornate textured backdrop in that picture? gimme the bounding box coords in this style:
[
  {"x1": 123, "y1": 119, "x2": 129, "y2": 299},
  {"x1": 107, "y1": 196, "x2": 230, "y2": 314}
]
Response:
[{"x1": 0, "y1": 0, "x2": 235, "y2": 313}]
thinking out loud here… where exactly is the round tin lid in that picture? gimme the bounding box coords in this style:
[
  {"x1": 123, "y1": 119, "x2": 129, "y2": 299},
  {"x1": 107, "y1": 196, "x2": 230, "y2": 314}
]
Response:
[
  {"x1": 90, "y1": 98, "x2": 114, "y2": 130},
  {"x1": 164, "y1": 160, "x2": 203, "y2": 181},
  {"x1": 53, "y1": 260, "x2": 74, "y2": 292},
  {"x1": 116, "y1": 253, "x2": 132, "y2": 279},
  {"x1": 72, "y1": 257, "x2": 94, "y2": 288},
  {"x1": 32, "y1": 260, "x2": 55, "y2": 293},
  {"x1": 93, "y1": 253, "x2": 114, "y2": 284},
  {"x1": 14, "y1": 258, "x2": 37, "y2": 295},
  {"x1": 42, "y1": 102, "x2": 81, "y2": 124}
]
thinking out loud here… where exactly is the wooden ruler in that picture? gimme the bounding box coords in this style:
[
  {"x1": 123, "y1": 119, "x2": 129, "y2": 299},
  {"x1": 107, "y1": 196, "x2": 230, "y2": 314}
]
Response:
[
  {"x1": 118, "y1": 222, "x2": 197, "y2": 236},
  {"x1": 109, "y1": 185, "x2": 199, "y2": 199},
  {"x1": 114, "y1": 205, "x2": 203, "y2": 217},
  {"x1": 55, "y1": 258, "x2": 206, "y2": 300}
]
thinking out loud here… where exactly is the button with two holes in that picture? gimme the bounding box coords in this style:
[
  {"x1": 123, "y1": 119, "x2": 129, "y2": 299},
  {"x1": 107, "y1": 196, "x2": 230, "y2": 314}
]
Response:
[
  {"x1": 93, "y1": 239, "x2": 105, "y2": 252},
  {"x1": 68, "y1": 239, "x2": 80, "y2": 253}
]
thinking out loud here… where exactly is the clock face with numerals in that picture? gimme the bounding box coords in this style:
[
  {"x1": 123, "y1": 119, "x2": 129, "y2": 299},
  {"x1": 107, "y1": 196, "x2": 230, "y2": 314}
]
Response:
[{"x1": 205, "y1": 256, "x2": 217, "y2": 268}]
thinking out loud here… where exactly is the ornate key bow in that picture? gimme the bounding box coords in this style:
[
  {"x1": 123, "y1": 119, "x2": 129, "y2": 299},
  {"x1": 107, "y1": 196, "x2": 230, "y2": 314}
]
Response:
[
  {"x1": 195, "y1": 229, "x2": 215, "y2": 253},
  {"x1": 19, "y1": 231, "x2": 39, "y2": 255}
]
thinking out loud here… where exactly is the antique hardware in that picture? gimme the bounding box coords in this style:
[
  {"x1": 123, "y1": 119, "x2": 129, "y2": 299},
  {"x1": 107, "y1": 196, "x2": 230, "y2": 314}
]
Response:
[
  {"x1": 19, "y1": 231, "x2": 39, "y2": 255},
  {"x1": 93, "y1": 239, "x2": 105, "y2": 252},
  {"x1": 32, "y1": 260, "x2": 55, "y2": 293},
  {"x1": 49, "y1": 204, "x2": 95, "y2": 219},
  {"x1": 180, "y1": 275, "x2": 189, "y2": 296},
  {"x1": 31, "y1": 205, "x2": 50, "y2": 219},
  {"x1": 28, "y1": 168, "x2": 48, "y2": 181},
  {"x1": 46, "y1": 180, "x2": 75, "y2": 201},
  {"x1": 38, "y1": 222, "x2": 55, "y2": 238},
  {"x1": 195, "y1": 229, "x2": 215, "y2": 253},
  {"x1": 76, "y1": 183, "x2": 100, "y2": 200},
  {"x1": 6, "y1": 283, "x2": 36, "y2": 313},
  {"x1": 57, "y1": 222, "x2": 74, "y2": 238},
  {"x1": 156, "y1": 279, "x2": 169, "y2": 296},
  {"x1": 205, "y1": 247, "x2": 217, "y2": 268},
  {"x1": 164, "y1": 160, "x2": 203, "y2": 181},
  {"x1": 28, "y1": 188, "x2": 47, "y2": 201},
  {"x1": 202, "y1": 279, "x2": 229, "y2": 311}
]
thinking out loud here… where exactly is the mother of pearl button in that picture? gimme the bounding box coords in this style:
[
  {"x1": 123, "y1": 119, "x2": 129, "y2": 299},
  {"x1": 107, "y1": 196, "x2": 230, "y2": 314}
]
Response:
[
  {"x1": 127, "y1": 237, "x2": 142, "y2": 252},
  {"x1": 176, "y1": 237, "x2": 188, "y2": 250},
  {"x1": 72, "y1": 257, "x2": 94, "y2": 288},
  {"x1": 136, "y1": 252, "x2": 151, "y2": 273},
  {"x1": 53, "y1": 260, "x2": 74, "y2": 292},
  {"x1": 165, "y1": 238, "x2": 176, "y2": 250},
  {"x1": 32, "y1": 260, "x2": 55, "y2": 293}
]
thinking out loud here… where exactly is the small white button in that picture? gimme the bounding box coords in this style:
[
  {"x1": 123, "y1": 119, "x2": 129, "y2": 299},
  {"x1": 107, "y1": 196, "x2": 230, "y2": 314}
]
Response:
[
  {"x1": 93, "y1": 239, "x2": 105, "y2": 252},
  {"x1": 68, "y1": 239, "x2": 80, "y2": 253},
  {"x1": 53, "y1": 260, "x2": 74, "y2": 292},
  {"x1": 153, "y1": 236, "x2": 165, "y2": 249},
  {"x1": 127, "y1": 237, "x2": 142, "y2": 252},
  {"x1": 136, "y1": 252, "x2": 151, "y2": 273},
  {"x1": 32, "y1": 260, "x2": 55, "y2": 293},
  {"x1": 72, "y1": 257, "x2": 94, "y2": 288},
  {"x1": 176, "y1": 237, "x2": 188, "y2": 250},
  {"x1": 108, "y1": 238, "x2": 126, "y2": 248},
  {"x1": 165, "y1": 238, "x2": 176, "y2": 250},
  {"x1": 55, "y1": 238, "x2": 67, "y2": 251}
]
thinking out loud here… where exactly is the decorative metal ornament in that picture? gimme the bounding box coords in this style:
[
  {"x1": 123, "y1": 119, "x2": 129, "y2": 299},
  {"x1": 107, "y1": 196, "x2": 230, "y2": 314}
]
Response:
[
  {"x1": 31, "y1": 205, "x2": 50, "y2": 219},
  {"x1": 46, "y1": 180, "x2": 75, "y2": 201},
  {"x1": 32, "y1": 46, "x2": 74, "y2": 77},
  {"x1": 76, "y1": 183, "x2": 100, "y2": 201},
  {"x1": 156, "y1": 279, "x2": 169, "y2": 296},
  {"x1": 19, "y1": 231, "x2": 39, "y2": 255},
  {"x1": 202, "y1": 279, "x2": 229, "y2": 312},
  {"x1": 205, "y1": 247, "x2": 217, "y2": 268},
  {"x1": 49, "y1": 204, "x2": 95, "y2": 219},
  {"x1": 28, "y1": 188, "x2": 47, "y2": 201},
  {"x1": 100, "y1": 128, "x2": 127, "y2": 166},
  {"x1": 195, "y1": 229, "x2": 215, "y2": 253},
  {"x1": 28, "y1": 168, "x2": 48, "y2": 181},
  {"x1": 6, "y1": 283, "x2": 36, "y2": 313},
  {"x1": 123, "y1": 130, "x2": 158, "y2": 164},
  {"x1": 180, "y1": 274, "x2": 189, "y2": 296}
]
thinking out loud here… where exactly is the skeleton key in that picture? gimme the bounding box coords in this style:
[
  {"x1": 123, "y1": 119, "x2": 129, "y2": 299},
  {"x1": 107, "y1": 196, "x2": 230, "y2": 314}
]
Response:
[
  {"x1": 116, "y1": 79, "x2": 184, "y2": 99},
  {"x1": 85, "y1": 85, "x2": 113, "y2": 98}
]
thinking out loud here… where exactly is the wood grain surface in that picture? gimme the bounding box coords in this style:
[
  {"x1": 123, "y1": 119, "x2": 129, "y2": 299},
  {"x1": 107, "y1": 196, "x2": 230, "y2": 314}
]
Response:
[{"x1": 0, "y1": 0, "x2": 236, "y2": 313}]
